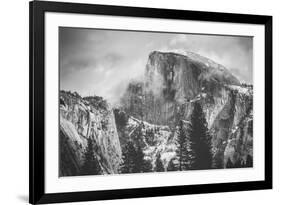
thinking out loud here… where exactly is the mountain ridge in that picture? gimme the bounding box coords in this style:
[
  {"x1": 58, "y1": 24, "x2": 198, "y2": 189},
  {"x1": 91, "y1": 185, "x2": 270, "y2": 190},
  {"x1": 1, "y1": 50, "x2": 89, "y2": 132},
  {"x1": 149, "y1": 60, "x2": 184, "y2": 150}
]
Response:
[{"x1": 59, "y1": 50, "x2": 253, "y2": 176}]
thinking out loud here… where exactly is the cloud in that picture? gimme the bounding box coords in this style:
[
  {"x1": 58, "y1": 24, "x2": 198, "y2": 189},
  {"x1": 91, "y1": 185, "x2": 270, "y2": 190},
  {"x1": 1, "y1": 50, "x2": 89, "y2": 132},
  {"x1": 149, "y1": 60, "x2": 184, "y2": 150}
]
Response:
[
  {"x1": 60, "y1": 28, "x2": 253, "y2": 105},
  {"x1": 166, "y1": 34, "x2": 253, "y2": 83}
]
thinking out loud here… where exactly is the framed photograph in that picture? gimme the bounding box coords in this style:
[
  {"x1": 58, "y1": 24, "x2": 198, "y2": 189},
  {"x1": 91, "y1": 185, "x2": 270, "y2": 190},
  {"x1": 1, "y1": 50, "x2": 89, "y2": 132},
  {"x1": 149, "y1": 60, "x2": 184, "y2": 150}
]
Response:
[{"x1": 29, "y1": 1, "x2": 272, "y2": 204}]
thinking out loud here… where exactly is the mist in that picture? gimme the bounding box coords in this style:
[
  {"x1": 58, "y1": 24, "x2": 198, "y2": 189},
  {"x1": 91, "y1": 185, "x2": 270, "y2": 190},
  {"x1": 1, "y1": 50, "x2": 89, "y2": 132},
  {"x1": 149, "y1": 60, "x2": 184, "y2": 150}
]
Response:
[{"x1": 59, "y1": 27, "x2": 253, "y2": 105}]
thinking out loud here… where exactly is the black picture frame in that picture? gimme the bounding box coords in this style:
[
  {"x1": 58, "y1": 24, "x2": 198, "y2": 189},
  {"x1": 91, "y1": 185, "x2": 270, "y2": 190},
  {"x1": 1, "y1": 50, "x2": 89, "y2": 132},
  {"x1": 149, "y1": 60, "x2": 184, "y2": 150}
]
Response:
[{"x1": 29, "y1": 1, "x2": 272, "y2": 204}]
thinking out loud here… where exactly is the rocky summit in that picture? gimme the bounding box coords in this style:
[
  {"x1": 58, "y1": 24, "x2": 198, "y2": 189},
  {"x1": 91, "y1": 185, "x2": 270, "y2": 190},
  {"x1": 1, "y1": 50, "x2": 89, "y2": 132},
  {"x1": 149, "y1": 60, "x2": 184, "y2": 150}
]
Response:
[{"x1": 59, "y1": 51, "x2": 253, "y2": 176}]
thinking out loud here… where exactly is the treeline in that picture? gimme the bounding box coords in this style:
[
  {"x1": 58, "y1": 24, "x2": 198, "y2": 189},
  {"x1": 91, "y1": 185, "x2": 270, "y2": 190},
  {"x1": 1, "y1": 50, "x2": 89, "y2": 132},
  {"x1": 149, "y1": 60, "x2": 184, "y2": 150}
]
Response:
[
  {"x1": 226, "y1": 155, "x2": 253, "y2": 168},
  {"x1": 79, "y1": 101, "x2": 251, "y2": 176},
  {"x1": 241, "y1": 83, "x2": 253, "y2": 89},
  {"x1": 119, "y1": 122, "x2": 154, "y2": 173},
  {"x1": 79, "y1": 137, "x2": 101, "y2": 175},
  {"x1": 120, "y1": 101, "x2": 213, "y2": 173},
  {"x1": 173, "y1": 101, "x2": 213, "y2": 171}
]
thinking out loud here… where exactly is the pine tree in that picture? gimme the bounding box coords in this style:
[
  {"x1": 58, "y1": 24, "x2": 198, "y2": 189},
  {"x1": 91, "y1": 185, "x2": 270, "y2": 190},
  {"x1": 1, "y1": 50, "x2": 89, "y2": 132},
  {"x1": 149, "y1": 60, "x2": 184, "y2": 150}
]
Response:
[
  {"x1": 81, "y1": 137, "x2": 100, "y2": 175},
  {"x1": 189, "y1": 102, "x2": 213, "y2": 170},
  {"x1": 155, "y1": 154, "x2": 165, "y2": 172},
  {"x1": 120, "y1": 141, "x2": 137, "y2": 173},
  {"x1": 233, "y1": 158, "x2": 243, "y2": 168},
  {"x1": 245, "y1": 155, "x2": 253, "y2": 167},
  {"x1": 131, "y1": 123, "x2": 145, "y2": 146},
  {"x1": 120, "y1": 140, "x2": 148, "y2": 173},
  {"x1": 175, "y1": 120, "x2": 190, "y2": 171},
  {"x1": 213, "y1": 151, "x2": 224, "y2": 169},
  {"x1": 226, "y1": 158, "x2": 234, "y2": 168},
  {"x1": 120, "y1": 122, "x2": 149, "y2": 174},
  {"x1": 135, "y1": 143, "x2": 145, "y2": 173},
  {"x1": 167, "y1": 159, "x2": 177, "y2": 171},
  {"x1": 142, "y1": 159, "x2": 153, "y2": 172}
]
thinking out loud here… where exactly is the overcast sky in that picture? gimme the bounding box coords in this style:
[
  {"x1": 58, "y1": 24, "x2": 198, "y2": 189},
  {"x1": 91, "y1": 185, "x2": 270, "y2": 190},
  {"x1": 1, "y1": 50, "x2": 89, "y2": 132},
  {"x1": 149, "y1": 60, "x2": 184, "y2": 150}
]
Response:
[{"x1": 60, "y1": 27, "x2": 253, "y2": 104}]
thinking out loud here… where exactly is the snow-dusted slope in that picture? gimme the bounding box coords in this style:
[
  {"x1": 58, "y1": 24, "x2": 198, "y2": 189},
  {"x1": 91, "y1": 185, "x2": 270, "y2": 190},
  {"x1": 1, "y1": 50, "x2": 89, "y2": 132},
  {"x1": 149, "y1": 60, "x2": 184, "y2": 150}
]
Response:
[
  {"x1": 119, "y1": 115, "x2": 176, "y2": 169},
  {"x1": 120, "y1": 51, "x2": 253, "y2": 168},
  {"x1": 60, "y1": 50, "x2": 253, "y2": 174}
]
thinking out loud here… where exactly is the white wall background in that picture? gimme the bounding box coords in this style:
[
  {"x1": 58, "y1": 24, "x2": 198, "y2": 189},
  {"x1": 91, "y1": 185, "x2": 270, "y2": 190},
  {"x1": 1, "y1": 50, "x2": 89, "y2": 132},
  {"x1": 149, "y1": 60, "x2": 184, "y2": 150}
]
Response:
[{"x1": 0, "y1": 0, "x2": 279, "y2": 204}]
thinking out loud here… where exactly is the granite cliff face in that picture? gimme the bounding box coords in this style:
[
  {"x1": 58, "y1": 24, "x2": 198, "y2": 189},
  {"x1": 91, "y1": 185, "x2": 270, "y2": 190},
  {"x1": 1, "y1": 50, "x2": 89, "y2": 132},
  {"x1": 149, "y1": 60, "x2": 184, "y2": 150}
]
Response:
[
  {"x1": 120, "y1": 51, "x2": 253, "y2": 168},
  {"x1": 59, "y1": 91, "x2": 122, "y2": 176},
  {"x1": 59, "y1": 51, "x2": 253, "y2": 175},
  {"x1": 122, "y1": 51, "x2": 241, "y2": 125}
]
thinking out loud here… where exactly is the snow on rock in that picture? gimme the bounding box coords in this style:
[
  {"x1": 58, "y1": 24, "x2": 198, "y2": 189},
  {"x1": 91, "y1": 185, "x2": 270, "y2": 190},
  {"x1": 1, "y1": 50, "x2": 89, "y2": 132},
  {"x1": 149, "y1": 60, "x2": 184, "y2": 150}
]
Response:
[
  {"x1": 117, "y1": 114, "x2": 176, "y2": 170},
  {"x1": 226, "y1": 84, "x2": 253, "y2": 96},
  {"x1": 120, "y1": 50, "x2": 253, "y2": 169},
  {"x1": 60, "y1": 50, "x2": 253, "y2": 175}
]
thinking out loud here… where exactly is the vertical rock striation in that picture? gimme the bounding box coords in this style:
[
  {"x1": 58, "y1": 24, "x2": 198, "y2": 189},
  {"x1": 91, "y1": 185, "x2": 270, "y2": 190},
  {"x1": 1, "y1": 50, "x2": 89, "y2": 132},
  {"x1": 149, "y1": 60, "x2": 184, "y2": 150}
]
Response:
[
  {"x1": 120, "y1": 51, "x2": 253, "y2": 168},
  {"x1": 59, "y1": 91, "x2": 122, "y2": 176},
  {"x1": 59, "y1": 50, "x2": 253, "y2": 175}
]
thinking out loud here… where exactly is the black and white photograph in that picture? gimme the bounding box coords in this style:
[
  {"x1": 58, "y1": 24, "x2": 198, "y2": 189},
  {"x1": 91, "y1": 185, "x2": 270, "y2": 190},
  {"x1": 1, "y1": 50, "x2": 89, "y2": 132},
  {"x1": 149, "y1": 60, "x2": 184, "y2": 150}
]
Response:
[
  {"x1": 59, "y1": 28, "x2": 253, "y2": 177},
  {"x1": 26, "y1": 1, "x2": 273, "y2": 204}
]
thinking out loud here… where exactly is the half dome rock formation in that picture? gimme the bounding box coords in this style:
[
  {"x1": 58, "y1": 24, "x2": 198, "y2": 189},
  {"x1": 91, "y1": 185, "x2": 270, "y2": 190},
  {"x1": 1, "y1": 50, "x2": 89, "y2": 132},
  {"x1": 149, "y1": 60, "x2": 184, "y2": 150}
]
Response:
[
  {"x1": 120, "y1": 51, "x2": 252, "y2": 168},
  {"x1": 59, "y1": 50, "x2": 253, "y2": 176},
  {"x1": 121, "y1": 51, "x2": 242, "y2": 126}
]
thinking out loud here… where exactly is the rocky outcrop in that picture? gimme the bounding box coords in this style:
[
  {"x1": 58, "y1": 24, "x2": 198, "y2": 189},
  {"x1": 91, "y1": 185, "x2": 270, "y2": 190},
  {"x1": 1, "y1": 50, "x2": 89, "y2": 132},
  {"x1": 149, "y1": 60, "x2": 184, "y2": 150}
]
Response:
[
  {"x1": 59, "y1": 50, "x2": 253, "y2": 175},
  {"x1": 59, "y1": 91, "x2": 122, "y2": 176},
  {"x1": 120, "y1": 51, "x2": 253, "y2": 168},
  {"x1": 121, "y1": 51, "x2": 240, "y2": 125}
]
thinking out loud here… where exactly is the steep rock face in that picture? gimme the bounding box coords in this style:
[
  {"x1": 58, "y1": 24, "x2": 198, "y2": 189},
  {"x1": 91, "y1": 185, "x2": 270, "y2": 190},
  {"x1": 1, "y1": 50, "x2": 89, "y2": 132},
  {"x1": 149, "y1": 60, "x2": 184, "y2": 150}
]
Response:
[
  {"x1": 120, "y1": 51, "x2": 253, "y2": 168},
  {"x1": 207, "y1": 85, "x2": 253, "y2": 167},
  {"x1": 59, "y1": 91, "x2": 122, "y2": 176},
  {"x1": 122, "y1": 51, "x2": 240, "y2": 126},
  {"x1": 59, "y1": 50, "x2": 253, "y2": 174}
]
